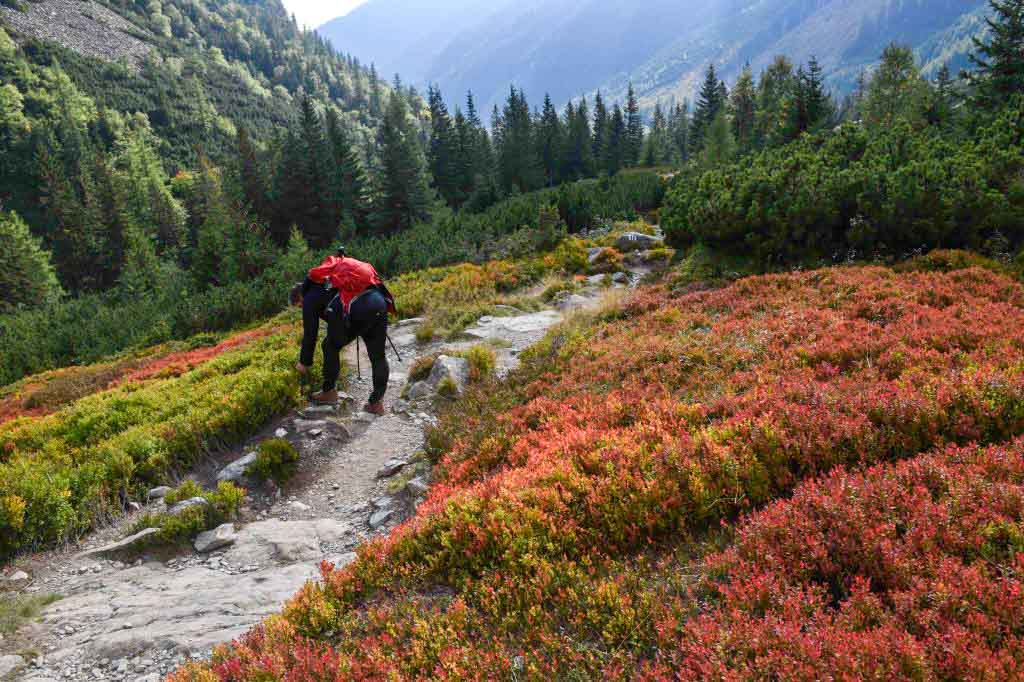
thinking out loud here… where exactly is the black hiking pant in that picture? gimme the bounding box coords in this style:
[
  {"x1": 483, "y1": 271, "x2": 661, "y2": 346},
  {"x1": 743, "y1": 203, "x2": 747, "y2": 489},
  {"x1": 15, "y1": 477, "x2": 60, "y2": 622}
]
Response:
[{"x1": 322, "y1": 289, "x2": 390, "y2": 403}]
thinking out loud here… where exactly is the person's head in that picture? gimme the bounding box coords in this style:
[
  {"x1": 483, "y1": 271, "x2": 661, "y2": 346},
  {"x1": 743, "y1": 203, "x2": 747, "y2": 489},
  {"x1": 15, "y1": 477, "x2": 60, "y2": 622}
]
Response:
[{"x1": 289, "y1": 282, "x2": 304, "y2": 308}]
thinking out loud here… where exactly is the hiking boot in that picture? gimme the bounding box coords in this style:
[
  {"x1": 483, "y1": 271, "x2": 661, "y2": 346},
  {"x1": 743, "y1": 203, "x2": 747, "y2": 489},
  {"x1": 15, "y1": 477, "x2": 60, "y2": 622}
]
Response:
[
  {"x1": 363, "y1": 401, "x2": 385, "y2": 416},
  {"x1": 311, "y1": 390, "x2": 339, "y2": 405}
]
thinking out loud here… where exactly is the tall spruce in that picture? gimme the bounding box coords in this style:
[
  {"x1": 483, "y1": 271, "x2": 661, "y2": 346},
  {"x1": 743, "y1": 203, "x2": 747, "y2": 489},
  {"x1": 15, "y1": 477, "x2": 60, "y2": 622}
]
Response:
[
  {"x1": 562, "y1": 97, "x2": 594, "y2": 180},
  {"x1": 496, "y1": 87, "x2": 542, "y2": 193},
  {"x1": 372, "y1": 93, "x2": 432, "y2": 233},
  {"x1": 970, "y1": 0, "x2": 1024, "y2": 107},
  {"x1": 805, "y1": 56, "x2": 833, "y2": 130},
  {"x1": 427, "y1": 85, "x2": 459, "y2": 207},
  {"x1": 325, "y1": 108, "x2": 370, "y2": 232},
  {"x1": 592, "y1": 92, "x2": 609, "y2": 168},
  {"x1": 236, "y1": 126, "x2": 267, "y2": 221},
  {"x1": 604, "y1": 103, "x2": 627, "y2": 175},
  {"x1": 625, "y1": 83, "x2": 644, "y2": 166},
  {"x1": 730, "y1": 63, "x2": 757, "y2": 153},
  {"x1": 536, "y1": 93, "x2": 564, "y2": 186},
  {"x1": 690, "y1": 64, "x2": 724, "y2": 154},
  {"x1": 669, "y1": 101, "x2": 690, "y2": 163}
]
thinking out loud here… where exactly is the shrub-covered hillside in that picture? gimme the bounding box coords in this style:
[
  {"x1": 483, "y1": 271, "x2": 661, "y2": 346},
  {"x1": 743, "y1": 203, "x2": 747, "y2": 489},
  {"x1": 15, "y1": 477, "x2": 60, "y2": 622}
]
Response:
[
  {"x1": 171, "y1": 257, "x2": 1024, "y2": 679},
  {"x1": 0, "y1": 238, "x2": 595, "y2": 558}
]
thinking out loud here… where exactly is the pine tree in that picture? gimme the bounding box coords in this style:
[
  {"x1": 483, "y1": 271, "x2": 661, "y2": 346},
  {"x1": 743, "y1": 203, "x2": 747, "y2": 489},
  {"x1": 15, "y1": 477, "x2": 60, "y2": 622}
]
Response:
[
  {"x1": 625, "y1": 83, "x2": 644, "y2": 166},
  {"x1": 669, "y1": 101, "x2": 690, "y2": 163},
  {"x1": 561, "y1": 97, "x2": 594, "y2": 180},
  {"x1": 0, "y1": 211, "x2": 63, "y2": 312},
  {"x1": 372, "y1": 93, "x2": 432, "y2": 233},
  {"x1": 604, "y1": 104, "x2": 627, "y2": 175},
  {"x1": 496, "y1": 87, "x2": 542, "y2": 193},
  {"x1": 970, "y1": 0, "x2": 1024, "y2": 107},
  {"x1": 325, "y1": 108, "x2": 370, "y2": 232},
  {"x1": 700, "y1": 111, "x2": 736, "y2": 169},
  {"x1": 236, "y1": 126, "x2": 267, "y2": 220},
  {"x1": 427, "y1": 85, "x2": 459, "y2": 206},
  {"x1": 730, "y1": 63, "x2": 757, "y2": 153},
  {"x1": 863, "y1": 43, "x2": 929, "y2": 129},
  {"x1": 929, "y1": 63, "x2": 958, "y2": 128},
  {"x1": 690, "y1": 64, "x2": 724, "y2": 154},
  {"x1": 536, "y1": 93, "x2": 564, "y2": 186},
  {"x1": 643, "y1": 101, "x2": 668, "y2": 166},
  {"x1": 805, "y1": 55, "x2": 833, "y2": 130},
  {"x1": 790, "y1": 66, "x2": 812, "y2": 137},
  {"x1": 295, "y1": 93, "x2": 333, "y2": 246},
  {"x1": 756, "y1": 56, "x2": 796, "y2": 148},
  {"x1": 592, "y1": 92, "x2": 609, "y2": 168}
]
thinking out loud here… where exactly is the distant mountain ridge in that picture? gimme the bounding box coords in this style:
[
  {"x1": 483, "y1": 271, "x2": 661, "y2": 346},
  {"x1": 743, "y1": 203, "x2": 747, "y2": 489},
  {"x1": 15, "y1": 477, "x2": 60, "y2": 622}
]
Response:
[{"x1": 318, "y1": 0, "x2": 989, "y2": 111}]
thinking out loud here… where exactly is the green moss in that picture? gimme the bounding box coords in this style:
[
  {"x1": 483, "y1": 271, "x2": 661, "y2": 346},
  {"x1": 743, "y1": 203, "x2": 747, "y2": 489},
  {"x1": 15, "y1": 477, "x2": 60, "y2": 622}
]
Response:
[{"x1": 245, "y1": 438, "x2": 299, "y2": 485}]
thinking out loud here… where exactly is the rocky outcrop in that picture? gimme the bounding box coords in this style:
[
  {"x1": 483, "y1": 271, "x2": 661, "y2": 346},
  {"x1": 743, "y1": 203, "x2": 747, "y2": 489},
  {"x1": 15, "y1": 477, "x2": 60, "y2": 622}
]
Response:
[
  {"x1": 615, "y1": 232, "x2": 664, "y2": 252},
  {"x1": 0, "y1": 0, "x2": 153, "y2": 67}
]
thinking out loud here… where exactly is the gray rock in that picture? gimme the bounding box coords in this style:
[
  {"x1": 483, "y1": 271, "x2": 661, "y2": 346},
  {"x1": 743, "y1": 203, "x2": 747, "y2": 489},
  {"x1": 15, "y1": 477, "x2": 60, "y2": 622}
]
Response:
[
  {"x1": 0, "y1": 655, "x2": 23, "y2": 676},
  {"x1": 274, "y1": 427, "x2": 289, "y2": 438},
  {"x1": 587, "y1": 274, "x2": 607, "y2": 285},
  {"x1": 147, "y1": 486, "x2": 172, "y2": 501},
  {"x1": 76, "y1": 528, "x2": 161, "y2": 558},
  {"x1": 612, "y1": 271, "x2": 630, "y2": 284},
  {"x1": 377, "y1": 458, "x2": 408, "y2": 478},
  {"x1": 293, "y1": 419, "x2": 328, "y2": 432},
  {"x1": 168, "y1": 497, "x2": 210, "y2": 516},
  {"x1": 615, "y1": 231, "x2": 663, "y2": 252},
  {"x1": 391, "y1": 399, "x2": 410, "y2": 414},
  {"x1": 461, "y1": 310, "x2": 563, "y2": 341},
  {"x1": 5, "y1": 570, "x2": 28, "y2": 582},
  {"x1": 325, "y1": 552, "x2": 357, "y2": 569},
  {"x1": 288, "y1": 501, "x2": 310, "y2": 513},
  {"x1": 406, "y1": 381, "x2": 432, "y2": 401},
  {"x1": 216, "y1": 452, "x2": 257, "y2": 484},
  {"x1": 554, "y1": 294, "x2": 588, "y2": 310},
  {"x1": 394, "y1": 317, "x2": 425, "y2": 329},
  {"x1": 372, "y1": 496, "x2": 395, "y2": 510},
  {"x1": 368, "y1": 508, "x2": 393, "y2": 529},
  {"x1": 491, "y1": 304, "x2": 524, "y2": 315},
  {"x1": 194, "y1": 524, "x2": 237, "y2": 554},
  {"x1": 427, "y1": 355, "x2": 470, "y2": 394},
  {"x1": 406, "y1": 477, "x2": 430, "y2": 497},
  {"x1": 587, "y1": 246, "x2": 604, "y2": 264}
]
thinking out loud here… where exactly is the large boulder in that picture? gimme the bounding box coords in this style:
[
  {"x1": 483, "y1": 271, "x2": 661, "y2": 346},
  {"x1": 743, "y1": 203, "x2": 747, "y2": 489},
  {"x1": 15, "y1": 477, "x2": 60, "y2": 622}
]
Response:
[
  {"x1": 168, "y1": 497, "x2": 210, "y2": 516},
  {"x1": 615, "y1": 231, "x2": 663, "y2": 252},
  {"x1": 216, "y1": 452, "x2": 258, "y2": 484},
  {"x1": 426, "y1": 355, "x2": 470, "y2": 394},
  {"x1": 194, "y1": 524, "x2": 237, "y2": 554}
]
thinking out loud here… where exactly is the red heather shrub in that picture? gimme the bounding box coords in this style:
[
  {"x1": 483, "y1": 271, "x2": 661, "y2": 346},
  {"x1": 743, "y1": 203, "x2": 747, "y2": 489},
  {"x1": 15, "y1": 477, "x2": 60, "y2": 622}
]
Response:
[
  {"x1": 640, "y1": 438, "x2": 1024, "y2": 680},
  {"x1": 173, "y1": 264, "x2": 1024, "y2": 679}
]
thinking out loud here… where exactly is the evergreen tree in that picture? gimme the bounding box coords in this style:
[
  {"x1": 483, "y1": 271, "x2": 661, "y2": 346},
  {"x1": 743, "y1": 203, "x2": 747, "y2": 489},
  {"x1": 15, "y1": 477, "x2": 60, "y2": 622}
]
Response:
[
  {"x1": 790, "y1": 65, "x2": 812, "y2": 137},
  {"x1": 690, "y1": 64, "x2": 724, "y2": 153},
  {"x1": 236, "y1": 126, "x2": 267, "y2": 219},
  {"x1": 625, "y1": 83, "x2": 644, "y2": 166},
  {"x1": 929, "y1": 63, "x2": 959, "y2": 128},
  {"x1": 805, "y1": 55, "x2": 834, "y2": 130},
  {"x1": 643, "y1": 101, "x2": 668, "y2": 166},
  {"x1": 536, "y1": 93, "x2": 564, "y2": 186},
  {"x1": 699, "y1": 110, "x2": 736, "y2": 169},
  {"x1": 0, "y1": 211, "x2": 62, "y2": 312},
  {"x1": 561, "y1": 97, "x2": 594, "y2": 180},
  {"x1": 969, "y1": 0, "x2": 1024, "y2": 107},
  {"x1": 604, "y1": 103, "x2": 627, "y2": 175},
  {"x1": 325, "y1": 108, "x2": 370, "y2": 231},
  {"x1": 496, "y1": 87, "x2": 542, "y2": 193},
  {"x1": 427, "y1": 85, "x2": 459, "y2": 206},
  {"x1": 863, "y1": 43, "x2": 930, "y2": 129},
  {"x1": 756, "y1": 56, "x2": 797, "y2": 148},
  {"x1": 669, "y1": 101, "x2": 690, "y2": 163},
  {"x1": 592, "y1": 92, "x2": 609, "y2": 168},
  {"x1": 730, "y1": 63, "x2": 757, "y2": 153},
  {"x1": 372, "y1": 93, "x2": 432, "y2": 233}
]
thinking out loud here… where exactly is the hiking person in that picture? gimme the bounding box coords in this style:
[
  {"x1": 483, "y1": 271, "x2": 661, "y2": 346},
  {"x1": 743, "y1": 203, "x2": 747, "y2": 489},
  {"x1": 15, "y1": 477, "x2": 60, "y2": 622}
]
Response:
[{"x1": 291, "y1": 250, "x2": 396, "y2": 415}]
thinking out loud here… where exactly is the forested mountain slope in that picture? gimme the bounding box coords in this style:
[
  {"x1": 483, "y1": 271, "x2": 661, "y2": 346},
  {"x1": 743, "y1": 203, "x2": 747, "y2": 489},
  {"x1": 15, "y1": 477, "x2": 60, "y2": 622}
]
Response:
[{"x1": 318, "y1": 0, "x2": 987, "y2": 110}]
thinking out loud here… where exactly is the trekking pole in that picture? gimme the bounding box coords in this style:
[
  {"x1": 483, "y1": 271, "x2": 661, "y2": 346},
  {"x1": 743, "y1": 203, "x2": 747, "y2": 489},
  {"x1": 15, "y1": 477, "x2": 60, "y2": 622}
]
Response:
[
  {"x1": 356, "y1": 337, "x2": 362, "y2": 379},
  {"x1": 386, "y1": 332, "x2": 403, "y2": 362}
]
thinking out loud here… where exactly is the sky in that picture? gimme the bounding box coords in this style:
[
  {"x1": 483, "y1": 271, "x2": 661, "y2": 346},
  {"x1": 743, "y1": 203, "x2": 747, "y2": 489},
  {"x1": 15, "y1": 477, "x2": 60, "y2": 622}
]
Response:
[{"x1": 281, "y1": 0, "x2": 368, "y2": 29}]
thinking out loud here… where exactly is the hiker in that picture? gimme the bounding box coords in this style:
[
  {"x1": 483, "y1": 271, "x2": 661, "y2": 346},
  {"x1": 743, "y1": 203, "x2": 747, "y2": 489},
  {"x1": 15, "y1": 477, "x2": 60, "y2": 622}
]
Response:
[{"x1": 291, "y1": 250, "x2": 395, "y2": 415}]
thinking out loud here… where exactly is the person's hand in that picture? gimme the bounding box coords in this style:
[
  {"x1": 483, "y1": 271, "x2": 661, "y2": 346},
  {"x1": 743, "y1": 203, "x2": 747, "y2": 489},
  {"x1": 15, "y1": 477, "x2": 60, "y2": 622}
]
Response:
[{"x1": 295, "y1": 362, "x2": 309, "y2": 376}]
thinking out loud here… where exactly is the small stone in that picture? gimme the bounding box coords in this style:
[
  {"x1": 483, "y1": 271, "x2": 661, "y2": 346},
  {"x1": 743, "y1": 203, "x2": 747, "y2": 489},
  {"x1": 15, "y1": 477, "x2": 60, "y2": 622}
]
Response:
[
  {"x1": 587, "y1": 274, "x2": 607, "y2": 285},
  {"x1": 376, "y1": 459, "x2": 408, "y2": 478},
  {"x1": 372, "y1": 496, "x2": 395, "y2": 510},
  {"x1": 0, "y1": 654, "x2": 22, "y2": 676},
  {"x1": 615, "y1": 231, "x2": 663, "y2": 252},
  {"x1": 274, "y1": 428, "x2": 289, "y2": 438},
  {"x1": 587, "y1": 246, "x2": 604, "y2": 264},
  {"x1": 76, "y1": 528, "x2": 161, "y2": 559},
  {"x1": 406, "y1": 381, "x2": 432, "y2": 400},
  {"x1": 5, "y1": 570, "x2": 29, "y2": 582},
  {"x1": 216, "y1": 452, "x2": 258, "y2": 484},
  {"x1": 368, "y1": 508, "x2": 393, "y2": 529},
  {"x1": 611, "y1": 271, "x2": 630, "y2": 284},
  {"x1": 127, "y1": 501, "x2": 142, "y2": 512},
  {"x1": 308, "y1": 428, "x2": 323, "y2": 438},
  {"x1": 147, "y1": 486, "x2": 172, "y2": 501},
  {"x1": 406, "y1": 477, "x2": 429, "y2": 497},
  {"x1": 194, "y1": 524, "x2": 238, "y2": 553},
  {"x1": 168, "y1": 497, "x2": 210, "y2": 516},
  {"x1": 391, "y1": 399, "x2": 410, "y2": 414},
  {"x1": 289, "y1": 501, "x2": 310, "y2": 512},
  {"x1": 293, "y1": 419, "x2": 328, "y2": 432}
]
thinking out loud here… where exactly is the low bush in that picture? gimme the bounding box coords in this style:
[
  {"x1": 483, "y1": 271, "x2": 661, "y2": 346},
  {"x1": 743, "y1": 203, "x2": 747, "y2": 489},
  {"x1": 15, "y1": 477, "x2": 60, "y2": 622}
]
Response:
[
  {"x1": 134, "y1": 481, "x2": 244, "y2": 546},
  {"x1": 406, "y1": 354, "x2": 439, "y2": 382},
  {"x1": 245, "y1": 439, "x2": 299, "y2": 485},
  {"x1": 457, "y1": 345, "x2": 496, "y2": 383}
]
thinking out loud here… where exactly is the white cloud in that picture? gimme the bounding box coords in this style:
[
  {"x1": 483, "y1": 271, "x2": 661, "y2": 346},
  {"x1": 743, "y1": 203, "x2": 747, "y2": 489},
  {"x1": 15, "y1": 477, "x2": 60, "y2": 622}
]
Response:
[{"x1": 281, "y1": 0, "x2": 369, "y2": 30}]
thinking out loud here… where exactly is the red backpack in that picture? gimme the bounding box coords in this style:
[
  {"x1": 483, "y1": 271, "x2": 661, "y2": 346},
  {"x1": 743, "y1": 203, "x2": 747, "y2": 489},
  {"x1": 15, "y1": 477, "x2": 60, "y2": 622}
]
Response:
[{"x1": 308, "y1": 256, "x2": 397, "y2": 316}]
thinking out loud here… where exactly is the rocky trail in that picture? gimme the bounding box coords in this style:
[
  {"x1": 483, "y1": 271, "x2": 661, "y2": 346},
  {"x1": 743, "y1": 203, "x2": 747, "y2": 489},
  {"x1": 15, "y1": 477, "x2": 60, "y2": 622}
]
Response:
[{"x1": 0, "y1": 237, "x2": 659, "y2": 682}]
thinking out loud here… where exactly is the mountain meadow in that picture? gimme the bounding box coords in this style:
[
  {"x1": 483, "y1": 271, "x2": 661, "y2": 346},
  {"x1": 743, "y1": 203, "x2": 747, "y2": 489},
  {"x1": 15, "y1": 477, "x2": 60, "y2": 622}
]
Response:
[{"x1": 0, "y1": 0, "x2": 1023, "y2": 679}]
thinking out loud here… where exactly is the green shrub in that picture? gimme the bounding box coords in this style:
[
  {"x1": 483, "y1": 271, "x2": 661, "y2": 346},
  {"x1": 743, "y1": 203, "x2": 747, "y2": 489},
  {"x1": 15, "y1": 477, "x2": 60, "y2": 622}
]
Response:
[
  {"x1": 460, "y1": 345, "x2": 497, "y2": 383},
  {"x1": 134, "y1": 480, "x2": 243, "y2": 546},
  {"x1": 408, "y1": 354, "x2": 440, "y2": 382},
  {"x1": 415, "y1": 321, "x2": 436, "y2": 344},
  {"x1": 245, "y1": 438, "x2": 299, "y2": 485},
  {"x1": 437, "y1": 376, "x2": 459, "y2": 399}
]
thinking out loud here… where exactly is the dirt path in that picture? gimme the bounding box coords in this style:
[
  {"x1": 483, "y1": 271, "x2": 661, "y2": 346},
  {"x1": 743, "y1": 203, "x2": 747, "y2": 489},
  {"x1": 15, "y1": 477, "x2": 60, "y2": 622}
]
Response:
[{"x1": 3, "y1": 270, "x2": 643, "y2": 682}]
